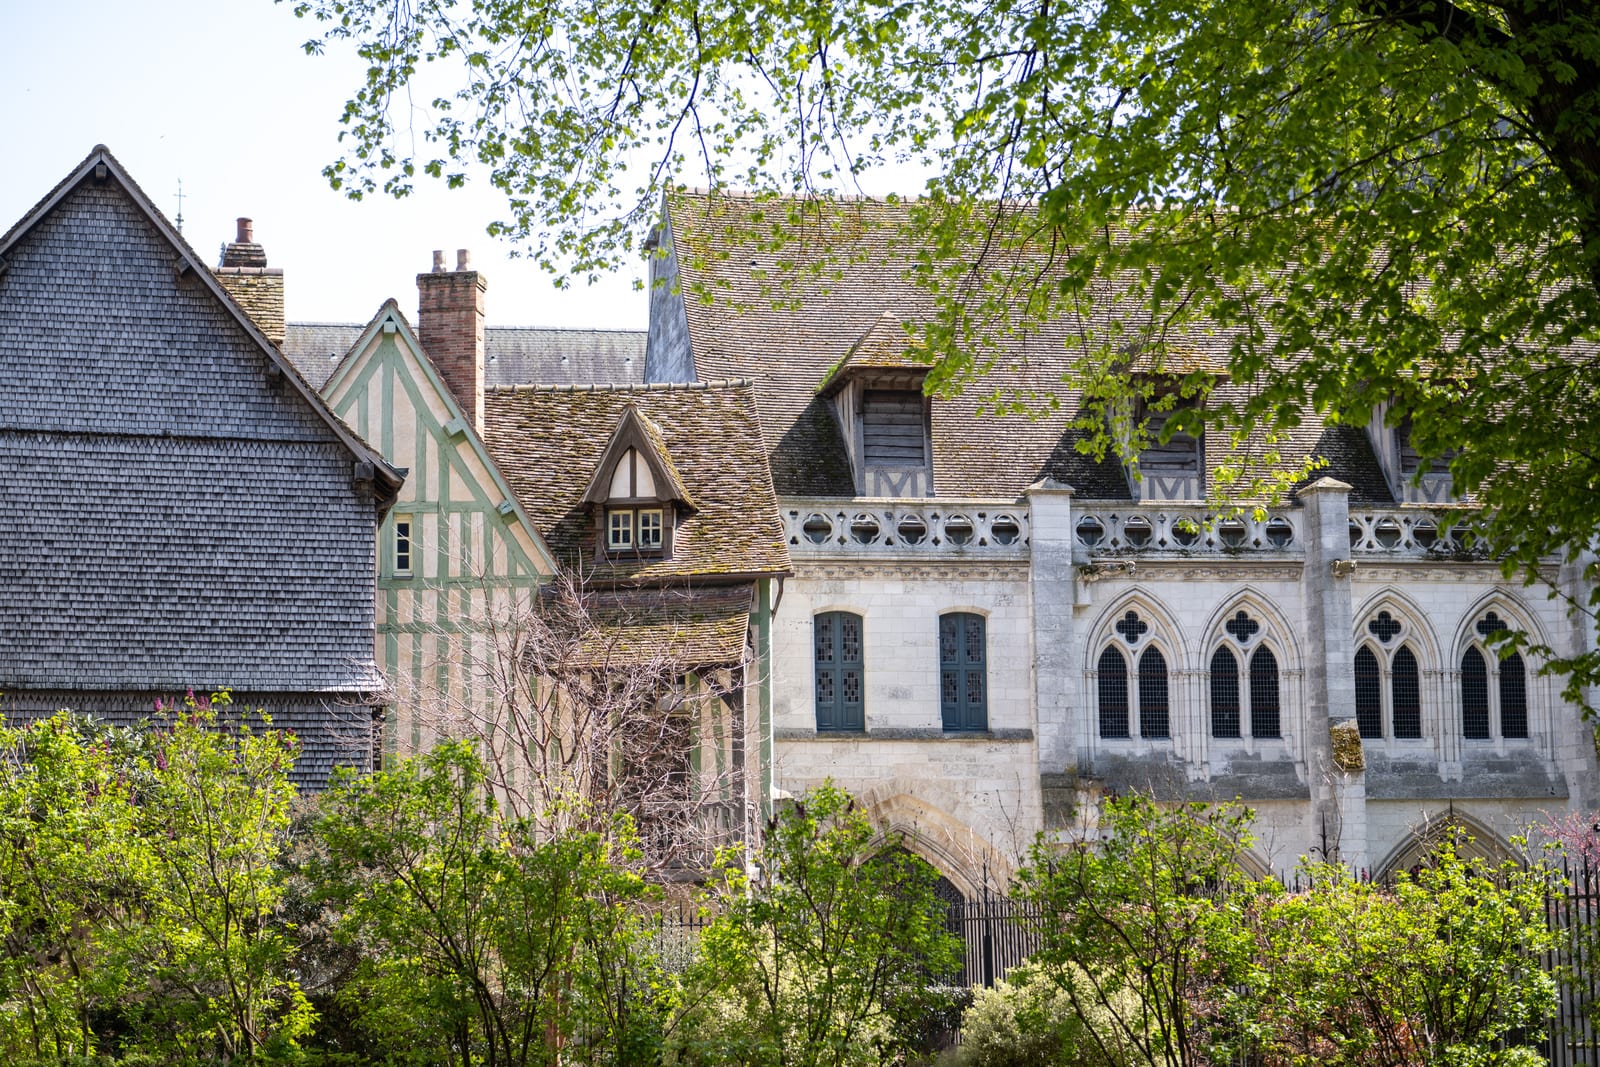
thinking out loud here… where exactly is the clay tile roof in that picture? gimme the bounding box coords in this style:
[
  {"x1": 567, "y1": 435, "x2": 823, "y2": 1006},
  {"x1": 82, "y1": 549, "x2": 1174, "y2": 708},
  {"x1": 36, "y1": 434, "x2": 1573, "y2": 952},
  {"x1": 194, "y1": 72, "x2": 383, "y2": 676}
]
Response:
[
  {"x1": 819, "y1": 311, "x2": 929, "y2": 394},
  {"x1": 666, "y1": 192, "x2": 1393, "y2": 503},
  {"x1": 575, "y1": 585, "x2": 756, "y2": 667},
  {"x1": 483, "y1": 380, "x2": 791, "y2": 582}
]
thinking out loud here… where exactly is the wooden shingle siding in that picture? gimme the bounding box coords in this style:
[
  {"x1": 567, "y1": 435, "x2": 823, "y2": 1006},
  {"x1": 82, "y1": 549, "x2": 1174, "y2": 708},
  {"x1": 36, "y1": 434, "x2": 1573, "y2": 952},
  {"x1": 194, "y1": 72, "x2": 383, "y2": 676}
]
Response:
[
  {"x1": 0, "y1": 148, "x2": 393, "y2": 788},
  {"x1": 0, "y1": 691, "x2": 377, "y2": 791},
  {"x1": 0, "y1": 434, "x2": 379, "y2": 691},
  {"x1": 2, "y1": 187, "x2": 331, "y2": 442}
]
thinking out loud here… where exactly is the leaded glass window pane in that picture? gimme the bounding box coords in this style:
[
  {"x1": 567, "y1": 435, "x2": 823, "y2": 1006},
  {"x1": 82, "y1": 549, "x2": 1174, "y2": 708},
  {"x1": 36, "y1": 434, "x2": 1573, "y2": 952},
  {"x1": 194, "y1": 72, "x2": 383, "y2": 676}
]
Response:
[
  {"x1": 1500, "y1": 652, "x2": 1528, "y2": 739},
  {"x1": 1210, "y1": 647, "x2": 1240, "y2": 738},
  {"x1": 1392, "y1": 645, "x2": 1422, "y2": 739},
  {"x1": 1098, "y1": 646, "x2": 1129, "y2": 738},
  {"x1": 1138, "y1": 648, "x2": 1170, "y2": 739},
  {"x1": 940, "y1": 613, "x2": 986, "y2": 731},
  {"x1": 1461, "y1": 647, "x2": 1490, "y2": 740},
  {"x1": 1249, "y1": 647, "x2": 1281, "y2": 739},
  {"x1": 1355, "y1": 646, "x2": 1382, "y2": 739},
  {"x1": 816, "y1": 612, "x2": 864, "y2": 731}
]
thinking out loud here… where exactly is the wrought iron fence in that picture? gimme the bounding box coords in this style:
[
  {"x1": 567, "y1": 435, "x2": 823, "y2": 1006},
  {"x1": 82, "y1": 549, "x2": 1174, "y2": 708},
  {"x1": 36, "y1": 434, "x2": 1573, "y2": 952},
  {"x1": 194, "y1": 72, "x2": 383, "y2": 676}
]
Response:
[{"x1": 654, "y1": 858, "x2": 1600, "y2": 1063}]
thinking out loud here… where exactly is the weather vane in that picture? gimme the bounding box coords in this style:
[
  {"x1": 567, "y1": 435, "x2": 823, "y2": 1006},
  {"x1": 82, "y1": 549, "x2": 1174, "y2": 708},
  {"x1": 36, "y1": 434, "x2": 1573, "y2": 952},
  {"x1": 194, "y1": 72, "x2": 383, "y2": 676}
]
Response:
[{"x1": 174, "y1": 179, "x2": 185, "y2": 234}]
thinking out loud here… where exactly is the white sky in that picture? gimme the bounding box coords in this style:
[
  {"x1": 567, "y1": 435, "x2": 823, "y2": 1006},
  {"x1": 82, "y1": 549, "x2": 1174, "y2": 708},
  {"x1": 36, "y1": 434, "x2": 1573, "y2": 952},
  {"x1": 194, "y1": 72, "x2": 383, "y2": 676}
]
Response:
[{"x1": 0, "y1": 0, "x2": 650, "y2": 330}]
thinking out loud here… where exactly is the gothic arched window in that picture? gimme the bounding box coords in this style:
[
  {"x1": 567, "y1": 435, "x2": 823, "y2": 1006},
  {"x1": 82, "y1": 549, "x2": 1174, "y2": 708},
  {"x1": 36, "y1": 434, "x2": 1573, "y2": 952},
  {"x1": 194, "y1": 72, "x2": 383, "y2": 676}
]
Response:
[
  {"x1": 1249, "y1": 647, "x2": 1281, "y2": 739},
  {"x1": 1354, "y1": 609, "x2": 1426, "y2": 740},
  {"x1": 1097, "y1": 608, "x2": 1172, "y2": 740},
  {"x1": 1460, "y1": 611, "x2": 1531, "y2": 741}
]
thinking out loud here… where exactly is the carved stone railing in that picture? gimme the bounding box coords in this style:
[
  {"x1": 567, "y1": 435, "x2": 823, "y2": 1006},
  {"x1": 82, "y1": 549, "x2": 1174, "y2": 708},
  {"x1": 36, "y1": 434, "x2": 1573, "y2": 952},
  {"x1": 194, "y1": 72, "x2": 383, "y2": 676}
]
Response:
[
  {"x1": 1071, "y1": 505, "x2": 1301, "y2": 556},
  {"x1": 782, "y1": 499, "x2": 1030, "y2": 556},
  {"x1": 1347, "y1": 509, "x2": 1480, "y2": 557}
]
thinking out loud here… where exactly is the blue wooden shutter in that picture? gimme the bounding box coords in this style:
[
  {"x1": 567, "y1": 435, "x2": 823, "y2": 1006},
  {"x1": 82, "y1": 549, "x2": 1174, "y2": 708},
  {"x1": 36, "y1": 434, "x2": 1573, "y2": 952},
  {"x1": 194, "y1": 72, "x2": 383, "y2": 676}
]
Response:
[
  {"x1": 816, "y1": 612, "x2": 864, "y2": 731},
  {"x1": 940, "y1": 613, "x2": 987, "y2": 731}
]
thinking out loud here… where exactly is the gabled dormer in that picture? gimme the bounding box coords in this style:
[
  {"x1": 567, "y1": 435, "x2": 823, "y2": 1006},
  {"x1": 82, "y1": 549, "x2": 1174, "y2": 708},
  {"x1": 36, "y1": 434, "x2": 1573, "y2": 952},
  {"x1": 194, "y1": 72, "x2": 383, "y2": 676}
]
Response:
[
  {"x1": 818, "y1": 311, "x2": 933, "y2": 497},
  {"x1": 581, "y1": 404, "x2": 696, "y2": 558},
  {"x1": 1366, "y1": 399, "x2": 1455, "y2": 504},
  {"x1": 1115, "y1": 348, "x2": 1221, "y2": 502}
]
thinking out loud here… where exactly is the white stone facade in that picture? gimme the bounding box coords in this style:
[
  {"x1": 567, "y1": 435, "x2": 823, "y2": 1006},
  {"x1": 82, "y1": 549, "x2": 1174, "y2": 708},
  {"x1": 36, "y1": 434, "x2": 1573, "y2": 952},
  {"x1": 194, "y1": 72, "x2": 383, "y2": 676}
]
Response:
[{"x1": 770, "y1": 484, "x2": 1600, "y2": 892}]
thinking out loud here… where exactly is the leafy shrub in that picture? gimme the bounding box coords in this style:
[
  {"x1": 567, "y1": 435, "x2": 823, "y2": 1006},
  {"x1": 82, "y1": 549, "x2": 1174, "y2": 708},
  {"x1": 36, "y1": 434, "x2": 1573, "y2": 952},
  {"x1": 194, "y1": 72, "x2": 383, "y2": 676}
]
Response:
[{"x1": 958, "y1": 964, "x2": 1129, "y2": 1067}]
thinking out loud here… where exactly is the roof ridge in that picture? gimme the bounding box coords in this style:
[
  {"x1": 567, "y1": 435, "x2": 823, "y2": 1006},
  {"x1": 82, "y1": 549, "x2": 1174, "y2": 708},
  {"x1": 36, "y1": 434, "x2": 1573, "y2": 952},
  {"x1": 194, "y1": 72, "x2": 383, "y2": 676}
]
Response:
[{"x1": 488, "y1": 379, "x2": 752, "y2": 394}]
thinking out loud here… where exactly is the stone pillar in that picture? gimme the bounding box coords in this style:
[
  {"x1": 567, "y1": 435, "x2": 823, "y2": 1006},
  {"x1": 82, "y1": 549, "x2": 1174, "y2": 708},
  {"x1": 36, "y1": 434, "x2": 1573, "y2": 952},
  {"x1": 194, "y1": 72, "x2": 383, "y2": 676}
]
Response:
[
  {"x1": 417, "y1": 249, "x2": 488, "y2": 433},
  {"x1": 1558, "y1": 549, "x2": 1599, "y2": 809},
  {"x1": 1025, "y1": 479, "x2": 1078, "y2": 829},
  {"x1": 1299, "y1": 477, "x2": 1366, "y2": 871}
]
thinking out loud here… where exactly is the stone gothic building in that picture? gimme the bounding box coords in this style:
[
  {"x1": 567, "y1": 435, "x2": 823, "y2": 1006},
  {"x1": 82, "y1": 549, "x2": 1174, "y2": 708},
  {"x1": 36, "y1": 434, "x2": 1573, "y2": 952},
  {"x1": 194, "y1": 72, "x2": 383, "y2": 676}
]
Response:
[{"x1": 640, "y1": 192, "x2": 1600, "y2": 891}]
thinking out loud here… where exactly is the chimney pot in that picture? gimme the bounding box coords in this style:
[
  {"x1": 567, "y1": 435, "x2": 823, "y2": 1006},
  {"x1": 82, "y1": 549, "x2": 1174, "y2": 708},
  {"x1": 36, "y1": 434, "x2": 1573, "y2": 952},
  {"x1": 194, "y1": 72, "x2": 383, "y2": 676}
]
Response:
[
  {"x1": 456, "y1": 249, "x2": 472, "y2": 271},
  {"x1": 236, "y1": 218, "x2": 253, "y2": 244},
  {"x1": 432, "y1": 250, "x2": 446, "y2": 273}
]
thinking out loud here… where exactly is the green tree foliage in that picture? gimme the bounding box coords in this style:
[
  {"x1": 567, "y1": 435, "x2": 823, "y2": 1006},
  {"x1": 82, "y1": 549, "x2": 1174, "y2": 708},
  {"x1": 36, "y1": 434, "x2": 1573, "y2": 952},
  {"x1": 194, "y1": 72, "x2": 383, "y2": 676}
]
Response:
[
  {"x1": 0, "y1": 695, "x2": 311, "y2": 1064},
  {"x1": 285, "y1": 0, "x2": 1600, "y2": 694},
  {"x1": 312, "y1": 740, "x2": 668, "y2": 1067},
  {"x1": 1014, "y1": 797, "x2": 1259, "y2": 1067},
  {"x1": 1016, "y1": 798, "x2": 1561, "y2": 1067},
  {"x1": 1244, "y1": 847, "x2": 1559, "y2": 1066},
  {"x1": 673, "y1": 783, "x2": 962, "y2": 1067}
]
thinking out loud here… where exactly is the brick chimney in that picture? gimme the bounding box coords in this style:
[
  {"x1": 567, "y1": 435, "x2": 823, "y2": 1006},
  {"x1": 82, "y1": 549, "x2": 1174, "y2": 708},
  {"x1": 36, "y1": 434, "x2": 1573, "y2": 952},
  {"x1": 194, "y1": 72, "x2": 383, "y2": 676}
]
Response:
[
  {"x1": 213, "y1": 217, "x2": 285, "y2": 346},
  {"x1": 417, "y1": 249, "x2": 488, "y2": 432}
]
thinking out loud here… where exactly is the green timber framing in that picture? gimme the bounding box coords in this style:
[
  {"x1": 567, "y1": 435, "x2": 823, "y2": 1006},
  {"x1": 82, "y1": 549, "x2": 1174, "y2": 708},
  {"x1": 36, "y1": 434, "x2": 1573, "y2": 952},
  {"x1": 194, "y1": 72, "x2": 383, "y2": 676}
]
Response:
[{"x1": 321, "y1": 300, "x2": 558, "y2": 757}]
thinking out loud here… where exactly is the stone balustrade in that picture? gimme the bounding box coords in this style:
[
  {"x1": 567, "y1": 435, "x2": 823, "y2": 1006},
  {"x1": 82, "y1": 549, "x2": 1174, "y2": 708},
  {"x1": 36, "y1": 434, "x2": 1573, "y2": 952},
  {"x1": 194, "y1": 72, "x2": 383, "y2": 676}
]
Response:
[
  {"x1": 1071, "y1": 505, "x2": 1300, "y2": 555},
  {"x1": 782, "y1": 500, "x2": 1030, "y2": 555},
  {"x1": 1347, "y1": 509, "x2": 1480, "y2": 557}
]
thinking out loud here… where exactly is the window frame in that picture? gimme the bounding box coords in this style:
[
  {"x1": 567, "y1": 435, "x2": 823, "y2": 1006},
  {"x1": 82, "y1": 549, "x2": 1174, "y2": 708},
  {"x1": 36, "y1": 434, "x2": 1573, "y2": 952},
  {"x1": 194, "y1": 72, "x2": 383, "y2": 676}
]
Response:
[
  {"x1": 1096, "y1": 630, "x2": 1173, "y2": 741},
  {"x1": 1353, "y1": 639, "x2": 1426, "y2": 741},
  {"x1": 392, "y1": 516, "x2": 414, "y2": 577},
  {"x1": 814, "y1": 611, "x2": 866, "y2": 733},
  {"x1": 939, "y1": 612, "x2": 988, "y2": 733},
  {"x1": 1460, "y1": 642, "x2": 1531, "y2": 742}
]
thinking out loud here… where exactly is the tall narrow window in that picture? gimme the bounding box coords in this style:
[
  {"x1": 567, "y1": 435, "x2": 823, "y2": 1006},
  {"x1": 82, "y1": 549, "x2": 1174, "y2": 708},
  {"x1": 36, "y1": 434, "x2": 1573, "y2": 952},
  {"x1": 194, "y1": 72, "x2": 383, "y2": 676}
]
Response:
[
  {"x1": 1392, "y1": 645, "x2": 1422, "y2": 739},
  {"x1": 393, "y1": 517, "x2": 414, "y2": 576},
  {"x1": 1501, "y1": 653, "x2": 1529, "y2": 738},
  {"x1": 1138, "y1": 648, "x2": 1170, "y2": 739},
  {"x1": 1098, "y1": 647, "x2": 1130, "y2": 739},
  {"x1": 939, "y1": 613, "x2": 987, "y2": 732},
  {"x1": 1355, "y1": 646, "x2": 1382, "y2": 739},
  {"x1": 1461, "y1": 647, "x2": 1491, "y2": 740},
  {"x1": 815, "y1": 612, "x2": 865, "y2": 732},
  {"x1": 1210, "y1": 647, "x2": 1241, "y2": 738},
  {"x1": 1249, "y1": 647, "x2": 1281, "y2": 739}
]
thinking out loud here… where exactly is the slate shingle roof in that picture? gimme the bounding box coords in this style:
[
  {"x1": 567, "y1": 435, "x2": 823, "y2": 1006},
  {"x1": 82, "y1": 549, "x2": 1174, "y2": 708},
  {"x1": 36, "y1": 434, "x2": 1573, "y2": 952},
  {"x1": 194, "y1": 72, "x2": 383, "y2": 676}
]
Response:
[
  {"x1": 483, "y1": 381, "x2": 791, "y2": 583},
  {"x1": 0, "y1": 146, "x2": 391, "y2": 762},
  {"x1": 664, "y1": 194, "x2": 1395, "y2": 504},
  {"x1": 283, "y1": 323, "x2": 646, "y2": 390}
]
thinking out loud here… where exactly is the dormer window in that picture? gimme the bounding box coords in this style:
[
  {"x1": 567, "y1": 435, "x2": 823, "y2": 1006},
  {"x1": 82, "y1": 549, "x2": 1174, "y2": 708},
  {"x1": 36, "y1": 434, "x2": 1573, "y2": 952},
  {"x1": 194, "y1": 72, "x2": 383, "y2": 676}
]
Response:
[
  {"x1": 606, "y1": 506, "x2": 665, "y2": 552},
  {"x1": 580, "y1": 405, "x2": 696, "y2": 562},
  {"x1": 1373, "y1": 409, "x2": 1456, "y2": 503},
  {"x1": 1130, "y1": 391, "x2": 1204, "y2": 502},
  {"x1": 862, "y1": 390, "x2": 927, "y2": 468}
]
